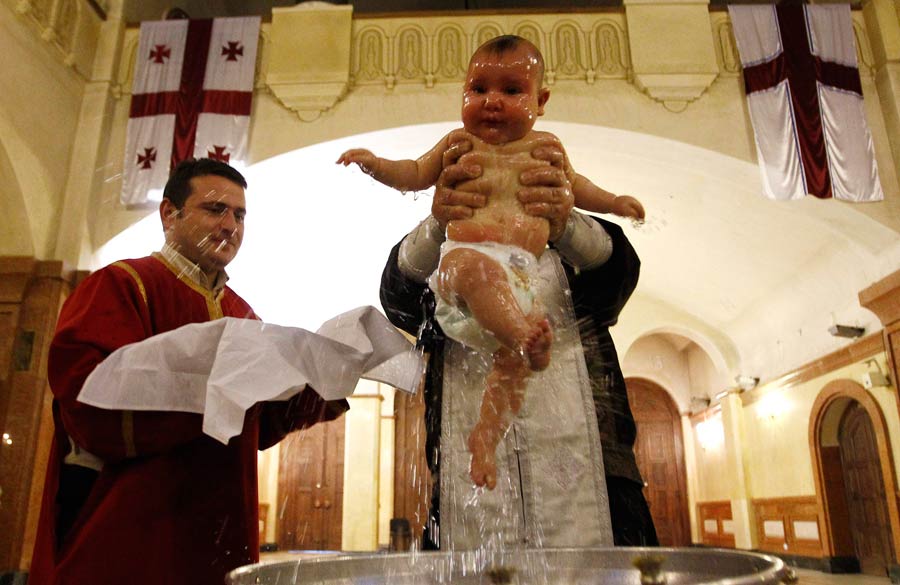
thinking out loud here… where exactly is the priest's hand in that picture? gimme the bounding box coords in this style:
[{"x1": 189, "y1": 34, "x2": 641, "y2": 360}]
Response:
[
  {"x1": 519, "y1": 140, "x2": 575, "y2": 242},
  {"x1": 432, "y1": 139, "x2": 485, "y2": 230}
]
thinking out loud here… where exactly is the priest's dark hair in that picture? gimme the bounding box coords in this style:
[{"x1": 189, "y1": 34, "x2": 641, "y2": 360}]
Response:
[{"x1": 163, "y1": 158, "x2": 248, "y2": 208}]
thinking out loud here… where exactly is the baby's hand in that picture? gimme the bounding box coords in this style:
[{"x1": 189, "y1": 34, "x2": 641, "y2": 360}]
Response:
[
  {"x1": 611, "y1": 195, "x2": 645, "y2": 221},
  {"x1": 336, "y1": 149, "x2": 379, "y2": 175}
]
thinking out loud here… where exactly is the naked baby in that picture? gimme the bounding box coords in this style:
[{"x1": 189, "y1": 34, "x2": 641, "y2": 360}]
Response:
[{"x1": 338, "y1": 35, "x2": 645, "y2": 490}]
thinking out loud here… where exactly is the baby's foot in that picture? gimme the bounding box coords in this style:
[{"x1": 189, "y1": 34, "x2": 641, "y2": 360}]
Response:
[
  {"x1": 468, "y1": 426, "x2": 498, "y2": 490},
  {"x1": 523, "y1": 318, "x2": 553, "y2": 371}
]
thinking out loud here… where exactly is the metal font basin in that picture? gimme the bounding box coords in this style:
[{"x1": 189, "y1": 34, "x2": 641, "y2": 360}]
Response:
[{"x1": 227, "y1": 547, "x2": 791, "y2": 585}]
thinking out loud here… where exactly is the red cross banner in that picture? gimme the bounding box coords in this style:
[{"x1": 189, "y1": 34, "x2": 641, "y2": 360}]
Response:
[
  {"x1": 728, "y1": 4, "x2": 883, "y2": 202},
  {"x1": 121, "y1": 16, "x2": 260, "y2": 206}
]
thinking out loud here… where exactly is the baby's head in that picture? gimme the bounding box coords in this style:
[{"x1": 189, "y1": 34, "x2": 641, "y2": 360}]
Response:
[{"x1": 462, "y1": 35, "x2": 550, "y2": 145}]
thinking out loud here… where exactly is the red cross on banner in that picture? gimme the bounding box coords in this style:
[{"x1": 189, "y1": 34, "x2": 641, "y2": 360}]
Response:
[
  {"x1": 121, "y1": 16, "x2": 260, "y2": 207},
  {"x1": 728, "y1": 4, "x2": 883, "y2": 202}
]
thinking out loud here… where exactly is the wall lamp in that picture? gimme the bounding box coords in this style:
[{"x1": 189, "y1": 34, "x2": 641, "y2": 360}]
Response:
[
  {"x1": 828, "y1": 324, "x2": 865, "y2": 338},
  {"x1": 735, "y1": 375, "x2": 760, "y2": 391}
]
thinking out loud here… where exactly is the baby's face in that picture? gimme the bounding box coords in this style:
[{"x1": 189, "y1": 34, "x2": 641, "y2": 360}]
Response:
[{"x1": 461, "y1": 46, "x2": 549, "y2": 145}]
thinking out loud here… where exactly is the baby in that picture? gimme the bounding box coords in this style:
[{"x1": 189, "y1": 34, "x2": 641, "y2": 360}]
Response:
[{"x1": 338, "y1": 35, "x2": 644, "y2": 489}]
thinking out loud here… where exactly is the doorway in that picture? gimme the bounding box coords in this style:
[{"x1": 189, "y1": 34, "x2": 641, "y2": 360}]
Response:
[
  {"x1": 838, "y1": 401, "x2": 895, "y2": 575},
  {"x1": 625, "y1": 378, "x2": 691, "y2": 546},
  {"x1": 811, "y1": 380, "x2": 900, "y2": 578},
  {"x1": 276, "y1": 415, "x2": 346, "y2": 550}
]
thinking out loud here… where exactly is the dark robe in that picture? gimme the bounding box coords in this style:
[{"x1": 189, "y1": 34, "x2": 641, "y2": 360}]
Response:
[
  {"x1": 30, "y1": 254, "x2": 346, "y2": 585},
  {"x1": 380, "y1": 216, "x2": 658, "y2": 547}
]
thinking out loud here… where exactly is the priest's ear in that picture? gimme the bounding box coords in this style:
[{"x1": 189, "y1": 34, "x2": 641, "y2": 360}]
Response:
[{"x1": 159, "y1": 198, "x2": 181, "y2": 232}]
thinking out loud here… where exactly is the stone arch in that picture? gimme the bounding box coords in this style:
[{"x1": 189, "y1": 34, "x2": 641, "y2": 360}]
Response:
[{"x1": 809, "y1": 379, "x2": 900, "y2": 559}]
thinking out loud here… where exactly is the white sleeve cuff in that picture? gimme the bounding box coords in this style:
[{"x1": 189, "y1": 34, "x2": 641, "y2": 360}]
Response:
[
  {"x1": 398, "y1": 216, "x2": 446, "y2": 283},
  {"x1": 552, "y1": 213, "x2": 613, "y2": 271}
]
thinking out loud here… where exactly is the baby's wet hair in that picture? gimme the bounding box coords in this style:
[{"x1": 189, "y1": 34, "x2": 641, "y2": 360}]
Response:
[{"x1": 472, "y1": 34, "x2": 545, "y2": 86}]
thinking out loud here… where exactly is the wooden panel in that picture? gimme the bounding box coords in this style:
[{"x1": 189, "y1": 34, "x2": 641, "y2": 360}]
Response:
[
  {"x1": 0, "y1": 259, "x2": 75, "y2": 571},
  {"x1": 840, "y1": 402, "x2": 895, "y2": 575},
  {"x1": 820, "y1": 446, "x2": 855, "y2": 555},
  {"x1": 393, "y1": 383, "x2": 430, "y2": 546},
  {"x1": 277, "y1": 416, "x2": 346, "y2": 551},
  {"x1": 752, "y1": 496, "x2": 824, "y2": 557},
  {"x1": 697, "y1": 500, "x2": 735, "y2": 548}
]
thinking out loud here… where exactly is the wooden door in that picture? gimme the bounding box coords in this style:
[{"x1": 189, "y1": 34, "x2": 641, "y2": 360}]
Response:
[
  {"x1": 277, "y1": 415, "x2": 345, "y2": 551},
  {"x1": 839, "y1": 401, "x2": 894, "y2": 576},
  {"x1": 625, "y1": 378, "x2": 690, "y2": 546},
  {"x1": 393, "y1": 387, "x2": 430, "y2": 546}
]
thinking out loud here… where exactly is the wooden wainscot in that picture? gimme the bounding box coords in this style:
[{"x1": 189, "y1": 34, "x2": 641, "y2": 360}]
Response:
[
  {"x1": 697, "y1": 500, "x2": 735, "y2": 548},
  {"x1": 753, "y1": 496, "x2": 824, "y2": 558}
]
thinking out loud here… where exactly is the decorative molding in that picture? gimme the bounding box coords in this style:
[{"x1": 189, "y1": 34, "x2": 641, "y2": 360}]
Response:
[
  {"x1": 349, "y1": 14, "x2": 630, "y2": 91},
  {"x1": 711, "y1": 14, "x2": 740, "y2": 75},
  {"x1": 859, "y1": 268, "x2": 900, "y2": 328},
  {"x1": 741, "y1": 333, "x2": 884, "y2": 406},
  {"x1": 265, "y1": 4, "x2": 353, "y2": 122},
  {"x1": 12, "y1": 0, "x2": 97, "y2": 77}
]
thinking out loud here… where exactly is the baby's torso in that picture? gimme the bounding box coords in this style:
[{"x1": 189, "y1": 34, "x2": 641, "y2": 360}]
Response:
[{"x1": 446, "y1": 129, "x2": 564, "y2": 258}]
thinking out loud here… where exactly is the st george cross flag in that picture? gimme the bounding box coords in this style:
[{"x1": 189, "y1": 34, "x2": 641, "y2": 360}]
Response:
[
  {"x1": 121, "y1": 17, "x2": 260, "y2": 206},
  {"x1": 728, "y1": 4, "x2": 883, "y2": 202}
]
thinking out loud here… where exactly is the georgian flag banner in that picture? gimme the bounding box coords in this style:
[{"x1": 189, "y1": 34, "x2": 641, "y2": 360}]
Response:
[
  {"x1": 728, "y1": 4, "x2": 883, "y2": 202},
  {"x1": 121, "y1": 17, "x2": 260, "y2": 206}
]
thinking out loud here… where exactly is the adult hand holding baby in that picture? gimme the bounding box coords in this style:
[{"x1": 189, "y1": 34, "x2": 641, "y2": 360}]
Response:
[{"x1": 433, "y1": 136, "x2": 575, "y2": 241}]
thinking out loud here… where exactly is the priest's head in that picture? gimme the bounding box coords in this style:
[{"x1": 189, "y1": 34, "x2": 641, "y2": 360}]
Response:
[{"x1": 160, "y1": 158, "x2": 247, "y2": 279}]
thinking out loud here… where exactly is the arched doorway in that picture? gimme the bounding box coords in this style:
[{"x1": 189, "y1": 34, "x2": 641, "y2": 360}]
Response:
[
  {"x1": 810, "y1": 380, "x2": 900, "y2": 577},
  {"x1": 625, "y1": 377, "x2": 690, "y2": 546}
]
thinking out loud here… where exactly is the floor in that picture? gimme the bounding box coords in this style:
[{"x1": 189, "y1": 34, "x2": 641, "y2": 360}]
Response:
[{"x1": 793, "y1": 568, "x2": 891, "y2": 584}]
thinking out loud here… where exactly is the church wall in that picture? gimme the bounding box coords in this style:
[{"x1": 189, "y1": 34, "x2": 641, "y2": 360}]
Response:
[
  {"x1": 86, "y1": 9, "x2": 900, "y2": 259},
  {"x1": 0, "y1": 0, "x2": 102, "y2": 259},
  {"x1": 741, "y1": 353, "x2": 898, "y2": 499},
  {"x1": 690, "y1": 408, "x2": 730, "y2": 503},
  {"x1": 622, "y1": 335, "x2": 692, "y2": 411}
]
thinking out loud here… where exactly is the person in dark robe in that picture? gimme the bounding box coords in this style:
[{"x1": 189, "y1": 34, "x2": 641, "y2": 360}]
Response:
[
  {"x1": 380, "y1": 143, "x2": 658, "y2": 548},
  {"x1": 29, "y1": 158, "x2": 347, "y2": 585}
]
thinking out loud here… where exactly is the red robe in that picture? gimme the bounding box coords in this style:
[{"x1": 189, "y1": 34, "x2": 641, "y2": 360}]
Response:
[{"x1": 30, "y1": 254, "x2": 346, "y2": 585}]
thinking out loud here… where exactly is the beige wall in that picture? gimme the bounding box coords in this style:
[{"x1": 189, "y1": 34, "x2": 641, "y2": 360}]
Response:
[{"x1": 0, "y1": 0, "x2": 100, "y2": 258}]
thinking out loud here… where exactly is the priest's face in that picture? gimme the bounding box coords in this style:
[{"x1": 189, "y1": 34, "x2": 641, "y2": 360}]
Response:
[{"x1": 161, "y1": 174, "x2": 246, "y2": 278}]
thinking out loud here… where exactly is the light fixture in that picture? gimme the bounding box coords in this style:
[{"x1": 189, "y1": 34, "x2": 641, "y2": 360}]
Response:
[
  {"x1": 689, "y1": 396, "x2": 711, "y2": 414},
  {"x1": 828, "y1": 324, "x2": 865, "y2": 338},
  {"x1": 735, "y1": 375, "x2": 760, "y2": 391},
  {"x1": 862, "y1": 359, "x2": 891, "y2": 389}
]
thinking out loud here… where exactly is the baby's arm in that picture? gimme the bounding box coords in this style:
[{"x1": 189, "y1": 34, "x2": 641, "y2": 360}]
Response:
[
  {"x1": 572, "y1": 174, "x2": 645, "y2": 221},
  {"x1": 337, "y1": 134, "x2": 451, "y2": 192}
]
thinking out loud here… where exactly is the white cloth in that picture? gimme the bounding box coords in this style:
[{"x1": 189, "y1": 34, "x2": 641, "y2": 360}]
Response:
[
  {"x1": 728, "y1": 4, "x2": 883, "y2": 202},
  {"x1": 77, "y1": 306, "x2": 424, "y2": 444},
  {"x1": 439, "y1": 250, "x2": 613, "y2": 549},
  {"x1": 430, "y1": 240, "x2": 538, "y2": 354}
]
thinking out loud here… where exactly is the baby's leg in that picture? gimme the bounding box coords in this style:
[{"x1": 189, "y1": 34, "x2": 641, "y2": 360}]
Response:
[
  {"x1": 468, "y1": 347, "x2": 530, "y2": 489},
  {"x1": 436, "y1": 247, "x2": 552, "y2": 370}
]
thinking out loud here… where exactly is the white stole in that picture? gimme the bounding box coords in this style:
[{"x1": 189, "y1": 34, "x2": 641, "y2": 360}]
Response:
[{"x1": 439, "y1": 250, "x2": 613, "y2": 550}]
